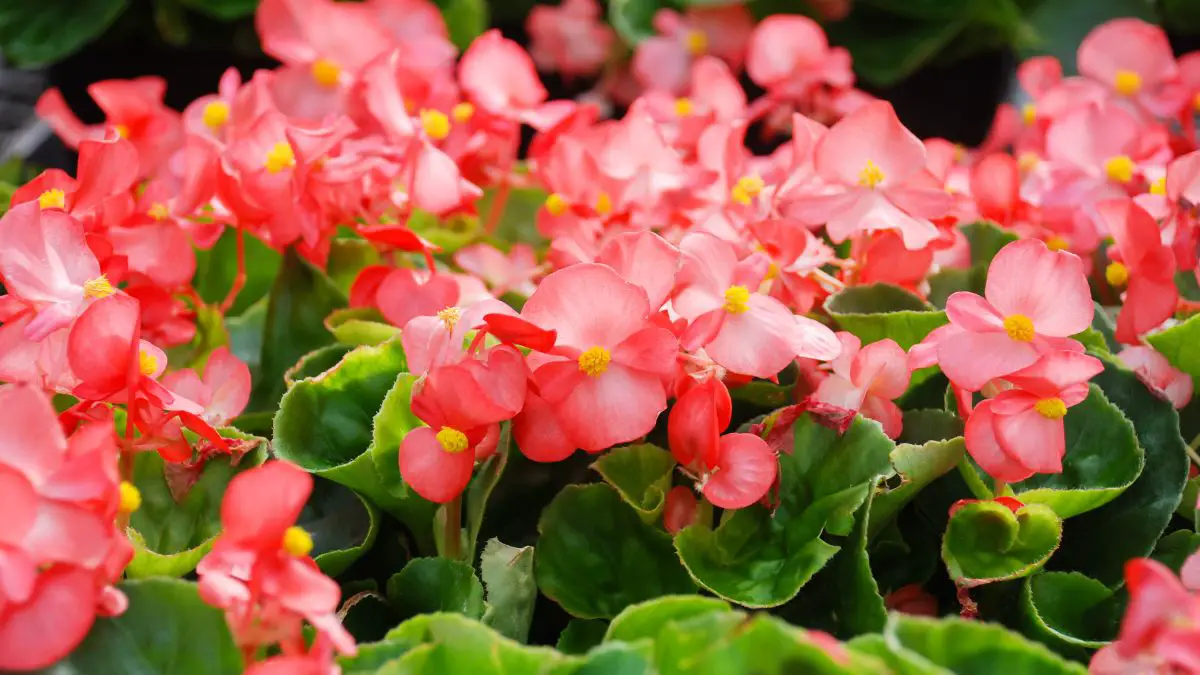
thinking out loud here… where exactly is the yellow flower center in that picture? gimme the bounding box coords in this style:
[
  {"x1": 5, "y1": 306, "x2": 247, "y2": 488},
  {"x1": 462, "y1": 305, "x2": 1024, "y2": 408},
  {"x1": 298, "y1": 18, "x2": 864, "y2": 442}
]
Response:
[
  {"x1": 148, "y1": 202, "x2": 169, "y2": 221},
  {"x1": 545, "y1": 192, "x2": 569, "y2": 217},
  {"x1": 858, "y1": 160, "x2": 885, "y2": 188},
  {"x1": 1018, "y1": 152, "x2": 1040, "y2": 174},
  {"x1": 264, "y1": 141, "x2": 296, "y2": 173},
  {"x1": 1021, "y1": 103, "x2": 1037, "y2": 126},
  {"x1": 311, "y1": 58, "x2": 342, "y2": 87},
  {"x1": 1114, "y1": 69, "x2": 1142, "y2": 97},
  {"x1": 1104, "y1": 155, "x2": 1135, "y2": 184},
  {"x1": 684, "y1": 30, "x2": 708, "y2": 56},
  {"x1": 764, "y1": 262, "x2": 780, "y2": 282},
  {"x1": 282, "y1": 526, "x2": 313, "y2": 556},
  {"x1": 436, "y1": 426, "x2": 470, "y2": 454},
  {"x1": 113, "y1": 124, "x2": 129, "y2": 139},
  {"x1": 420, "y1": 109, "x2": 451, "y2": 141},
  {"x1": 452, "y1": 102, "x2": 475, "y2": 123},
  {"x1": 118, "y1": 481, "x2": 142, "y2": 514},
  {"x1": 1105, "y1": 261, "x2": 1130, "y2": 287},
  {"x1": 1034, "y1": 397, "x2": 1068, "y2": 420},
  {"x1": 723, "y1": 285, "x2": 751, "y2": 314},
  {"x1": 38, "y1": 188, "x2": 65, "y2": 210},
  {"x1": 731, "y1": 175, "x2": 764, "y2": 205},
  {"x1": 1150, "y1": 177, "x2": 1166, "y2": 196},
  {"x1": 138, "y1": 350, "x2": 159, "y2": 377},
  {"x1": 674, "y1": 97, "x2": 694, "y2": 117},
  {"x1": 83, "y1": 275, "x2": 115, "y2": 299},
  {"x1": 1045, "y1": 236, "x2": 1069, "y2": 252},
  {"x1": 594, "y1": 192, "x2": 613, "y2": 215},
  {"x1": 578, "y1": 346, "x2": 611, "y2": 377},
  {"x1": 437, "y1": 306, "x2": 462, "y2": 330},
  {"x1": 1003, "y1": 314, "x2": 1035, "y2": 342},
  {"x1": 202, "y1": 101, "x2": 230, "y2": 130},
  {"x1": 1193, "y1": 92, "x2": 1200, "y2": 113}
]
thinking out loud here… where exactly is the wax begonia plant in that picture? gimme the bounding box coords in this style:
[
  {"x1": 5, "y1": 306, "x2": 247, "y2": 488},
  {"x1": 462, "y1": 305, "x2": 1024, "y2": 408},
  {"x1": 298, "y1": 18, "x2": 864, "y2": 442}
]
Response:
[{"x1": 3, "y1": 3, "x2": 1200, "y2": 674}]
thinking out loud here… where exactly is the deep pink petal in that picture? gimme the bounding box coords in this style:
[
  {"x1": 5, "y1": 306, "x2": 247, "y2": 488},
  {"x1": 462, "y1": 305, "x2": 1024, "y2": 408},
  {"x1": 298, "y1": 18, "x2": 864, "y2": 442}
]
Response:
[
  {"x1": 512, "y1": 388, "x2": 576, "y2": 462},
  {"x1": 221, "y1": 461, "x2": 312, "y2": 547},
  {"x1": 703, "y1": 433, "x2": 777, "y2": 509},
  {"x1": 556, "y1": 363, "x2": 667, "y2": 452},
  {"x1": 963, "y1": 400, "x2": 1037, "y2": 483},
  {"x1": 994, "y1": 407, "x2": 1065, "y2": 475},
  {"x1": 398, "y1": 426, "x2": 475, "y2": 504},
  {"x1": 521, "y1": 263, "x2": 650, "y2": 351},
  {"x1": 0, "y1": 567, "x2": 98, "y2": 671}
]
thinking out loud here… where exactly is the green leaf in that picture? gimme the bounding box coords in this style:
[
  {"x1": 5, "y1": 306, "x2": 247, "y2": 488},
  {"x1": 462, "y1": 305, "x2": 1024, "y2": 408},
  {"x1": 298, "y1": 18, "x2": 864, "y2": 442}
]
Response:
[
  {"x1": 1020, "y1": 572, "x2": 1117, "y2": 657},
  {"x1": 47, "y1": 579, "x2": 240, "y2": 674},
  {"x1": 943, "y1": 500, "x2": 1062, "y2": 586},
  {"x1": 847, "y1": 634, "x2": 947, "y2": 675},
  {"x1": 871, "y1": 436, "x2": 965, "y2": 538},
  {"x1": 604, "y1": 596, "x2": 731, "y2": 644},
  {"x1": 1152, "y1": 529, "x2": 1200, "y2": 573},
  {"x1": 300, "y1": 476, "x2": 380, "y2": 577},
  {"x1": 126, "y1": 431, "x2": 267, "y2": 578},
  {"x1": 984, "y1": 385, "x2": 1144, "y2": 518},
  {"x1": 557, "y1": 620, "x2": 610, "y2": 655},
  {"x1": 463, "y1": 424, "x2": 512, "y2": 560},
  {"x1": 250, "y1": 249, "x2": 346, "y2": 411},
  {"x1": 409, "y1": 210, "x2": 481, "y2": 254},
  {"x1": 963, "y1": 220, "x2": 1021, "y2": 266},
  {"x1": 226, "y1": 298, "x2": 267, "y2": 379},
  {"x1": 883, "y1": 614, "x2": 1089, "y2": 674},
  {"x1": 897, "y1": 408, "x2": 964, "y2": 444},
  {"x1": 1021, "y1": 0, "x2": 1155, "y2": 72},
  {"x1": 591, "y1": 443, "x2": 676, "y2": 520},
  {"x1": 326, "y1": 307, "x2": 401, "y2": 347},
  {"x1": 480, "y1": 539, "x2": 538, "y2": 643},
  {"x1": 327, "y1": 238, "x2": 383, "y2": 295},
  {"x1": 179, "y1": 0, "x2": 258, "y2": 19},
  {"x1": 674, "y1": 414, "x2": 894, "y2": 607},
  {"x1": 1050, "y1": 358, "x2": 1190, "y2": 585},
  {"x1": 383, "y1": 613, "x2": 565, "y2": 673},
  {"x1": 824, "y1": 283, "x2": 948, "y2": 350},
  {"x1": 481, "y1": 186, "x2": 550, "y2": 249},
  {"x1": 387, "y1": 557, "x2": 486, "y2": 621},
  {"x1": 0, "y1": 0, "x2": 128, "y2": 66},
  {"x1": 1148, "y1": 313, "x2": 1200, "y2": 385},
  {"x1": 827, "y1": 7, "x2": 974, "y2": 87},
  {"x1": 285, "y1": 343, "x2": 354, "y2": 387},
  {"x1": 437, "y1": 0, "x2": 489, "y2": 51},
  {"x1": 338, "y1": 637, "x2": 420, "y2": 674},
  {"x1": 536, "y1": 484, "x2": 696, "y2": 619},
  {"x1": 192, "y1": 230, "x2": 282, "y2": 317},
  {"x1": 609, "y1": 0, "x2": 662, "y2": 44}
]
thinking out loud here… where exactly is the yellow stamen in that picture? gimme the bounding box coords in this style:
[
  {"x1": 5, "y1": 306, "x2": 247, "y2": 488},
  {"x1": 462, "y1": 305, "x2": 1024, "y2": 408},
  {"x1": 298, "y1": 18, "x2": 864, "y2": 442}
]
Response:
[
  {"x1": 264, "y1": 141, "x2": 295, "y2": 174},
  {"x1": 1045, "y1": 236, "x2": 1070, "y2": 252},
  {"x1": 594, "y1": 192, "x2": 612, "y2": 215},
  {"x1": 764, "y1": 262, "x2": 780, "y2": 282},
  {"x1": 731, "y1": 175, "x2": 764, "y2": 205},
  {"x1": 578, "y1": 346, "x2": 611, "y2": 377},
  {"x1": 83, "y1": 275, "x2": 115, "y2": 299},
  {"x1": 138, "y1": 351, "x2": 159, "y2": 377},
  {"x1": 1150, "y1": 177, "x2": 1166, "y2": 196},
  {"x1": 1105, "y1": 261, "x2": 1129, "y2": 287},
  {"x1": 202, "y1": 101, "x2": 230, "y2": 130},
  {"x1": 1022, "y1": 103, "x2": 1037, "y2": 126},
  {"x1": 420, "y1": 109, "x2": 451, "y2": 141},
  {"x1": 723, "y1": 285, "x2": 751, "y2": 314},
  {"x1": 436, "y1": 427, "x2": 470, "y2": 454},
  {"x1": 437, "y1": 306, "x2": 462, "y2": 330},
  {"x1": 1003, "y1": 314, "x2": 1035, "y2": 342},
  {"x1": 148, "y1": 202, "x2": 169, "y2": 221},
  {"x1": 118, "y1": 481, "x2": 142, "y2": 514},
  {"x1": 452, "y1": 102, "x2": 475, "y2": 123},
  {"x1": 684, "y1": 30, "x2": 708, "y2": 56},
  {"x1": 1104, "y1": 155, "x2": 1135, "y2": 184},
  {"x1": 858, "y1": 160, "x2": 885, "y2": 189},
  {"x1": 1193, "y1": 92, "x2": 1200, "y2": 113},
  {"x1": 113, "y1": 124, "x2": 129, "y2": 139},
  {"x1": 282, "y1": 526, "x2": 313, "y2": 556},
  {"x1": 674, "y1": 97, "x2": 694, "y2": 117},
  {"x1": 1034, "y1": 397, "x2": 1067, "y2": 420},
  {"x1": 1018, "y1": 152, "x2": 1040, "y2": 174},
  {"x1": 38, "y1": 188, "x2": 65, "y2": 210},
  {"x1": 545, "y1": 192, "x2": 569, "y2": 217},
  {"x1": 1114, "y1": 69, "x2": 1142, "y2": 97},
  {"x1": 311, "y1": 58, "x2": 342, "y2": 88}
]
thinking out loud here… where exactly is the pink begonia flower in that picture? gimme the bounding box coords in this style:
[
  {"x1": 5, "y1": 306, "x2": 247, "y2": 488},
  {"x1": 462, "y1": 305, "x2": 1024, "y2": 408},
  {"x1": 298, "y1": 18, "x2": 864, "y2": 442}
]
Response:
[
  {"x1": 160, "y1": 347, "x2": 253, "y2": 427},
  {"x1": 667, "y1": 377, "x2": 777, "y2": 509},
  {"x1": 1077, "y1": 18, "x2": 1187, "y2": 118},
  {"x1": 526, "y1": 0, "x2": 614, "y2": 79},
  {"x1": 459, "y1": 30, "x2": 575, "y2": 131},
  {"x1": 1155, "y1": 150, "x2": 1200, "y2": 275},
  {"x1": 1118, "y1": 346, "x2": 1193, "y2": 409},
  {"x1": 812, "y1": 333, "x2": 911, "y2": 439},
  {"x1": 11, "y1": 136, "x2": 138, "y2": 228},
  {"x1": 594, "y1": 231, "x2": 681, "y2": 311},
  {"x1": 256, "y1": 0, "x2": 392, "y2": 88},
  {"x1": 925, "y1": 239, "x2": 1092, "y2": 392},
  {"x1": 632, "y1": 6, "x2": 754, "y2": 95},
  {"x1": 635, "y1": 56, "x2": 747, "y2": 152},
  {"x1": 454, "y1": 244, "x2": 539, "y2": 297},
  {"x1": 0, "y1": 203, "x2": 110, "y2": 341},
  {"x1": 749, "y1": 218, "x2": 835, "y2": 314},
  {"x1": 964, "y1": 351, "x2": 1104, "y2": 483},
  {"x1": 854, "y1": 231, "x2": 934, "y2": 294},
  {"x1": 1095, "y1": 199, "x2": 1178, "y2": 344},
  {"x1": 364, "y1": 0, "x2": 457, "y2": 72},
  {"x1": 374, "y1": 267, "x2": 461, "y2": 329},
  {"x1": 745, "y1": 15, "x2": 853, "y2": 106},
  {"x1": 1091, "y1": 559, "x2": 1200, "y2": 675},
  {"x1": 784, "y1": 101, "x2": 954, "y2": 250},
  {"x1": 401, "y1": 298, "x2": 517, "y2": 376},
  {"x1": 663, "y1": 485, "x2": 699, "y2": 534},
  {"x1": 673, "y1": 233, "x2": 841, "y2": 379},
  {"x1": 512, "y1": 264, "x2": 678, "y2": 461}
]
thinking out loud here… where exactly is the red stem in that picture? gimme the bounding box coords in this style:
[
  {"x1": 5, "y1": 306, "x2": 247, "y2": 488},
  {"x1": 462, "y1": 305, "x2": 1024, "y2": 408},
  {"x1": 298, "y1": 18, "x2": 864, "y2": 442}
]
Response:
[{"x1": 220, "y1": 228, "x2": 247, "y2": 313}]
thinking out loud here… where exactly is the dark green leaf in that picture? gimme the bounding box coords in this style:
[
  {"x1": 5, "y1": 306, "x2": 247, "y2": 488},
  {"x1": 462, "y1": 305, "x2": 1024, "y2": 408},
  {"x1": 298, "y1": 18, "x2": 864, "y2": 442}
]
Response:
[
  {"x1": 1147, "y1": 313, "x2": 1200, "y2": 384},
  {"x1": 1152, "y1": 530, "x2": 1200, "y2": 573},
  {"x1": 824, "y1": 283, "x2": 948, "y2": 350},
  {"x1": 1020, "y1": 572, "x2": 1117, "y2": 658},
  {"x1": 386, "y1": 557, "x2": 486, "y2": 621},
  {"x1": 180, "y1": 0, "x2": 258, "y2": 19},
  {"x1": 557, "y1": 620, "x2": 609, "y2": 655},
  {"x1": 437, "y1": 0, "x2": 489, "y2": 51},
  {"x1": 963, "y1": 220, "x2": 1021, "y2": 266},
  {"x1": 480, "y1": 539, "x2": 537, "y2": 643},
  {"x1": 536, "y1": 484, "x2": 696, "y2": 619},
  {"x1": 0, "y1": 0, "x2": 128, "y2": 66},
  {"x1": 827, "y1": 7, "x2": 973, "y2": 87},
  {"x1": 285, "y1": 344, "x2": 354, "y2": 387},
  {"x1": 300, "y1": 476, "x2": 380, "y2": 577},
  {"x1": 943, "y1": 500, "x2": 1062, "y2": 586},
  {"x1": 327, "y1": 238, "x2": 383, "y2": 294},
  {"x1": 871, "y1": 436, "x2": 965, "y2": 538},
  {"x1": 591, "y1": 443, "x2": 676, "y2": 520}
]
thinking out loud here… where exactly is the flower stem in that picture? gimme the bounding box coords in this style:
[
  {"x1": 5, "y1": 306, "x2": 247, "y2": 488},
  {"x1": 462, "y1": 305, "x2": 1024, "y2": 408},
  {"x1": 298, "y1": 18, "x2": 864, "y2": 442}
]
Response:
[
  {"x1": 1185, "y1": 432, "x2": 1200, "y2": 468},
  {"x1": 442, "y1": 495, "x2": 463, "y2": 561},
  {"x1": 992, "y1": 480, "x2": 1008, "y2": 498}
]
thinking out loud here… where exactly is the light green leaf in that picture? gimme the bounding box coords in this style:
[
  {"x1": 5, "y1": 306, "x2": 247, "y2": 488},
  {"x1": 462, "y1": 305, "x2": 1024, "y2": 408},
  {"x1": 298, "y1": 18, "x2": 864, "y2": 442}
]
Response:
[
  {"x1": 591, "y1": 443, "x2": 676, "y2": 520},
  {"x1": 825, "y1": 283, "x2": 948, "y2": 350},
  {"x1": 943, "y1": 501, "x2": 1062, "y2": 586},
  {"x1": 480, "y1": 539, "x2": 538, "y2": 643}
]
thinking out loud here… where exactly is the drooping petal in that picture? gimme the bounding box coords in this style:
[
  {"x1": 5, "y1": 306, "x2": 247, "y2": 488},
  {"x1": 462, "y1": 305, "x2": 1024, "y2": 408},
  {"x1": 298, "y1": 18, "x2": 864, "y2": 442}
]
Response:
[
  {"x1": 703, "y1": 433, "x2": 777, "y2": 509},
  {"x1": 202, "y1": 347, "x2": 253, "y2": 425},
  {"x1": 0, "y1": 567, "x2": 98, "y2": 672},
  {"x1": 852, "y1": 338, "x2": 910, "y2": 399},
  {"x1": 512, "y1": 388, "x2": 576, "y2": 462},
  {"x1": 668, "y1": 376, "x2": 730, "y2": 468},
  {"x1": 963, "y1": 400, "x2": 1036, "y2": 483},
  {"x1": 993, "y1": 407, "x2": 1066, "y2": 476},
  {"x1": 68, "y1": 294, "x2": 140, "y2": 401},
  {"x1": 399, "y1": 426, "x2": 475, "y2": 504}
]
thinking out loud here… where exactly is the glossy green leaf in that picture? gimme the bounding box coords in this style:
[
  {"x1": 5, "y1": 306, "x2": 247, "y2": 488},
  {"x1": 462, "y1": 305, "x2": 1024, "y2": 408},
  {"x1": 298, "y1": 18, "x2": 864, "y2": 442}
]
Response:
[
  {"x1": 604, "y1": 595, "x2": 731, "y2": 644},
  {"x1": 0, "y1": 0, "x2": 128, "y2": 66},
  {"x1": 674, "y1": 414, "x2": 893, "y2": 607},
  {"x1": 963, "y1": 220, "x2": 1021, "y2": 265},
  {"x1": 126, "y1": 431, "x2": 267, "y2": 578},
  {"x1": 387, "y1": 557, "x2": 486, "y2": 621},
  {"x1": 285, "y1": 343, "x2": 354, "y2": 387},
  {"x1": 1050, "y1": 359, "x2": 1190, "y2": 585},
  {"x1": 871, "y1": 437, "x2": 965, "y2": 539},
  {"x1": 326, "y1": 307, "x2": 401, "y2": 347},
  {"x1": 847, "y1": 633, "x2": 948, "y2": 675},
  {"x1": 536, "y1": 484, "x2": 696, "y2": 619},
  {"x1": 609, "y1": 0, "x2": 661, "y2": 44},
  {"x1": 883, "y1": 614, "x2": 1089, "y2": 674},
  {"x1": 47, "y1": 579, "x2": 240, "y2": 674},
  {"x1": 591, "y1": 443, "x2": 676, "y2": 520},
  {"x1": 250, "y1": 249, "x2": 346, "y2": 411},
  {"x1": 824, "y1": 283, "x2": 948, "y2": 350},
  {"x1": 1020, "y1": 572, "x2": 1117, "y2": 657},
  {"x1": 338, "y1": 637, "x2": 420, "y2": 674},
  {"x1": 1147, "y1": 313, "x2": 1200, "y2": 384},
  {"x1": 897, "y1": 408, "x2": 964, "y2": 444},
  {"x1": 480, "y1": 539, "x2": 537, "y2": 643},
  {"x1": 943, "y1": 500, "x2": 1062, "y2": 586},
  {"x1": 1152, "y1": 530, "x2": 1200, "y2": 573},
  {"x1": 179, "y1": 0, "x2": 258, "y2": 19},
  {"x1": 300, "y1": 476, "x2": 380, "y2": 577},
  {"x1": 827, "y1": 7, "x2": 973, "y2": 87}
]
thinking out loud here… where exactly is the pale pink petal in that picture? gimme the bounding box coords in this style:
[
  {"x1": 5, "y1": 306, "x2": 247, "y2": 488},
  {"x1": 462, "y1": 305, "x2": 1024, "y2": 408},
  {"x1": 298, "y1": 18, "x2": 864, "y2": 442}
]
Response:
[
  {"x1": 521, "y1": 263, "x2": 651, "y2": 351},
  {"x1": 632, "y1": 37, "x2": 692, "y2": 94},
  {"x1": 937, "y1": 330, "x2": 1039, "y2": 392},
  {"x1": 853, "y1": 338, "x2": 911, "y2": 399},
  {"x1": 814, "y1": 101, "x2": 926, "y2": 187},
  {"x1": 860, "y1": 395, "x2": 904, "y2": 439},
  {"x1": 994, "y1": 406, "x2": 1066, "y2": 475},
  {"x1": 984, "y1": 239, "x2": 1092, "y2": 336},
  {"x1": 613, "y1": 325, "x2": 679, "y2": 377},
  {"x1": 945, "y1": 292, "x2": 1006, "y2": 332},
  {"x1": 203, "y1": 347, "x2": 252, "y2": 425},
  {"x1": 1077, "y1": 18, "x2": 1178, "y2": 89},
  {"x1": 596, "y1": 231, "x2": 680, "y2": 310},
  {"x1": 0, "y1": 384, "x2": 67, "y2": 481}
]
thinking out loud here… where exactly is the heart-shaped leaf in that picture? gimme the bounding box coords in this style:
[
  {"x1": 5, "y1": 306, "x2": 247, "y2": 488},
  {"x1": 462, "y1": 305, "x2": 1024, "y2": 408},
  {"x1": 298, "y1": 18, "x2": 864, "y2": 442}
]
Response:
[
  {"x1": 536, "y1": 484, "x2": 696, "y2": 619},
  {"x1": 871, "y1": 435, "x2": 966, "y2": 538},
  {"x1": 604, "y1": 595, "x2": 731, "y2": 644},
  {"x1": 875, "y1": 614, "x2": 1089, "y2": 674},
  {"x1": 381, "y1": 613, "x2": 565, "y2": 672},
  {"x1": 1020, "y1": 572, "x2": 1118, "y2": 658},
  {"x1": 824, "y1": 283, "x2": 948, "y2": 350},
  {"x1": 386, "y1": 557, "x2": 485, "y2": 621},
  {"x1": 480, "y1": 538, "x2": 537, "y2": 643},
  {"x1": 943, "y1": 500, "x2": 1062, "y2": 587},
  {"x1": 284, "y1": 344, "x2": 353, "y2": 387},
  {"x1": 592, "y1": 443, "x2": 677, "y2": 520}
]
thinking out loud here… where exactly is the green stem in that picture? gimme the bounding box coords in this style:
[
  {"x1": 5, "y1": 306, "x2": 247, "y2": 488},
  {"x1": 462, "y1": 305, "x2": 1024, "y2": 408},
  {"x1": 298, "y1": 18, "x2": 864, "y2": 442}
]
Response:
[
  {"x1": 993, "y1": 480, "x2": 1008, "y2": 499},
  {"x1": 442, "y1": 495, "x2": 462, "y2": 561},
  {"x1": 1185, "y1": 432, "x2": 1200, "y2": 468}
]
